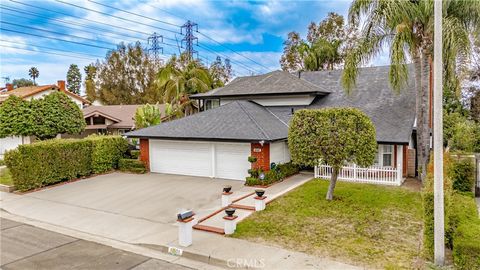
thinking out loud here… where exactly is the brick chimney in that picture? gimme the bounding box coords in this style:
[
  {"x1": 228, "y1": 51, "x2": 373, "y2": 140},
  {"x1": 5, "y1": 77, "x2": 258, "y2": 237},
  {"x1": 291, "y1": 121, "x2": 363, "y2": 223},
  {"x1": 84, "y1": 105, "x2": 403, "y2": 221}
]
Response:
[
  {"x1": 6, "y1": 83, "x2": 13, "y2": 91},
  {"x1": 57, "y1": 80, "x2": 66, "y2": 91}
]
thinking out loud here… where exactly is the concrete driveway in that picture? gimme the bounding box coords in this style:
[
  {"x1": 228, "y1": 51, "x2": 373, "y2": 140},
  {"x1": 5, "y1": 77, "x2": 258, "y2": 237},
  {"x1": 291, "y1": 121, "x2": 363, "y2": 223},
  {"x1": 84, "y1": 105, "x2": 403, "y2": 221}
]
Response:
[{"x1": 22, "y1": 172, "x2": 246, "y2": 223}]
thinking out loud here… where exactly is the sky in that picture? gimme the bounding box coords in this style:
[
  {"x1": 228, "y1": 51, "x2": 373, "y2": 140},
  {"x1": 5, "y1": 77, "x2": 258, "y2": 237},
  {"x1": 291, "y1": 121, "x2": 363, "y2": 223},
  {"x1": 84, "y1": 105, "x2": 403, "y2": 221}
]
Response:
[{"x1": 0, "y1": 0, "x2": 389, "y2": 93}]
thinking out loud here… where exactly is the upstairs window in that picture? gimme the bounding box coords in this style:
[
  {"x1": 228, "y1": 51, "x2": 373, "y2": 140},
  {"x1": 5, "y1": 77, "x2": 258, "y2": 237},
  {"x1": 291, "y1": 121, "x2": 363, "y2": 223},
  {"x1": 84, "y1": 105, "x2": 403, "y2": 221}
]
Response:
[
  {"x1": 92, "y1": 116, "x2": 106, "y2": 125},
  {"x1": 205, "y1": 99, "x2": 220, "y2": 110}
]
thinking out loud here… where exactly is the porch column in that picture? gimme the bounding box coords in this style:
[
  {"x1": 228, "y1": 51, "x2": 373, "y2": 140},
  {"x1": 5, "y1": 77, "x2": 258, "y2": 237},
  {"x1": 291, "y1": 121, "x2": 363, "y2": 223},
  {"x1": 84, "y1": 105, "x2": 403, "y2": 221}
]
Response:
[{"x1": 396, "y1": 145, "x2": 403, "y2": 185}]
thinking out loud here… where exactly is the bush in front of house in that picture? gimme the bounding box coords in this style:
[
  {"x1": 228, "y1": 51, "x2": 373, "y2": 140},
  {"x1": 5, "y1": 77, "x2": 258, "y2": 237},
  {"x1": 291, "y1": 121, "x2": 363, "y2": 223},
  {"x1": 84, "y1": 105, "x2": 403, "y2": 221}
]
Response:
[
  {"x1": 5, "y1": 139, "x2": 92, "y2": 191},
  {"x1": 245, "y1": 162, "x2": 299, "y2": 186},
  {"x1": 450, "y1": 193, "x2": 480, "y2": 270},
  {"x1": 129, "y1": 150, "x2": 140, "y2": 159},
  {"x1": 5, "y1": 135, "x2": 129, "y2": 191},
  {"x1": 87, "y1": 135, "x2": 129, "y2": 174},
  {"x1": 118, "y1": 158, "x2": 146, "y2": 174},
  {"x1": 450, "y1": 159, "x2": 475, "y2": 193}
]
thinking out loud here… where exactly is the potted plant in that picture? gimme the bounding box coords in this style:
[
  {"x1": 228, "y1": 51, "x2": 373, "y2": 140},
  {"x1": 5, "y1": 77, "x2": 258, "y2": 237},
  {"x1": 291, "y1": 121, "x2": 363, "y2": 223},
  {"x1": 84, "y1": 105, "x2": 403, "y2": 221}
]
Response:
[
  {"x1": 255, "y1": 189, "x2": 265, "y2": 197},
  {"x1": 225, "y1": 208, "x2": 236, "y2": 217},
  {"x1": 223, "y1": 185, "x2": 232, "y2": 193}
]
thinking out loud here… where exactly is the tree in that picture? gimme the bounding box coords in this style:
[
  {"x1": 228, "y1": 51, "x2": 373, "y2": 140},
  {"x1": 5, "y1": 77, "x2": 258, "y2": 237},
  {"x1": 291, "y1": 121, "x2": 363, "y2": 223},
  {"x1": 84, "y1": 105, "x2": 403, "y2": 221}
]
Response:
[
  {"x1": 280, "y1": 12, "x2": 357, "y2": 72},
  {"x1": 94, "y1": 42, "x2": 158, "y2": 105},
  {"x1": 0, "y1": 92, "x2": 85, "y2": 140},
  {"x1": 66, "y1": 64, "x2": 82, "y2": 94},
  {"x1": 343, "y1": 0, "x2": 480, "y2": 180},
  {"x1": 209, "y1": 56, "x2": 232, "y2": 88},
  {"x1": 11, "y1": 78, "x2": 35, "y2": 88},
  {"x1": 84, "y1": 64, "x2": 97, "y2": 102},
  {"x1": 134, "y1": 104, "x2": 161, "y2": 129},
  {"x1": 288, "y1": 108, "x2": 377, "y2": 200},
  {"x1": 28, "y1": 67, "x2": 39, "y2": 84},
  {"x1": 0, "y1": 96, "x2": 34, "y2": 138},
  {"x1": 156, "y1": 53, "x2": 212, "y2": 117}
]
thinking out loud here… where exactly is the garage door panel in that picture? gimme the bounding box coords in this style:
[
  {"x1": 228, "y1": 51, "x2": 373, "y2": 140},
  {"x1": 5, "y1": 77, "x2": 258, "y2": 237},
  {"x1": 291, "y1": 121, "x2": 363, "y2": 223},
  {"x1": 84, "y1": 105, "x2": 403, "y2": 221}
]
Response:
[
  {"x1": 215, "y1": 143, "x2": 250, "y2": 181},
  {"x1": 150, "y1": 140, "x2": 212, "y2": 177}
]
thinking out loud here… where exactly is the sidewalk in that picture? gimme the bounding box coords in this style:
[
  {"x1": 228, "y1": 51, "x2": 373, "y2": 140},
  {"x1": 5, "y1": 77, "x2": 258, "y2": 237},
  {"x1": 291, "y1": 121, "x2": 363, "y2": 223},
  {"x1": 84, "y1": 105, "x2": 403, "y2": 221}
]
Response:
[{"x1": 0, "y1": 173, "x2": 360, "y2": 269}]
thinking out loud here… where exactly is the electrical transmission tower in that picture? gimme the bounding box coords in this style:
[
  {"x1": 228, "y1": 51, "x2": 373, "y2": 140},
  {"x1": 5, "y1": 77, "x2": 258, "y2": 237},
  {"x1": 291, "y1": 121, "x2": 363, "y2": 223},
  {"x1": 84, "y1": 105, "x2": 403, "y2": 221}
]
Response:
[
  {"x1": 181, "y1": 20, "x2": 198, "y2": 61},
  {"x1": 148, "y1": 32, "x2": 163, "y2": 65}
]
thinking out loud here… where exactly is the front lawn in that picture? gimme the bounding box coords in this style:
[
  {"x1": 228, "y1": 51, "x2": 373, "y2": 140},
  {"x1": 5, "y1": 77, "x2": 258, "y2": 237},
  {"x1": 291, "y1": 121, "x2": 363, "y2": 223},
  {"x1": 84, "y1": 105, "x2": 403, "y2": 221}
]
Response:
[
  {"x1": 233, "y1": 179, "x2": 423, "y2": 269},
  {"x1": 0, "y1": 168, "x2": 14, "y2": 186}
]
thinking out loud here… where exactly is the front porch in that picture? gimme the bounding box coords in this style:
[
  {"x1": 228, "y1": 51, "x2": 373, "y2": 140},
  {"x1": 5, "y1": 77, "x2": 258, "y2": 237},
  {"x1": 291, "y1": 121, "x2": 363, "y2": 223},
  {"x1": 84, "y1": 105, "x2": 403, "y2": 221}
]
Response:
[{"x1": 314, "y1": 144, "x2": 412, "y2": 186}]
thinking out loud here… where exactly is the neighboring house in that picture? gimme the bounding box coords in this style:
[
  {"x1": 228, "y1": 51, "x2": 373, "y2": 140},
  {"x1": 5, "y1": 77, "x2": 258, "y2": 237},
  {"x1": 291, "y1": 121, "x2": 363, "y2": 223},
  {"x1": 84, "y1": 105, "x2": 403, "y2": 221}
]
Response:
[
  {"x1": 77, "y1": 104, "x2": 167, "y2": 137},
  {"x1": 0, "y1": 81, "x2": 90, "y2": 158},
  {"x1": 126, "y1": 65, "x2": 418, "y2": 182}
]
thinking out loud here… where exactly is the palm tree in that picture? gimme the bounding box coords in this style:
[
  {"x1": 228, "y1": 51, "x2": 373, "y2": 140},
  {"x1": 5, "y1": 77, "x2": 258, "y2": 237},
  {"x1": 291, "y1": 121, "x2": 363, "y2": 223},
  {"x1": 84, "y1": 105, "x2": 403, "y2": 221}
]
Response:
[
  {"x1": 300, "y1": 38, "x2": 343, "y2": 71},
  {"x1": 342, "y1": 0, "x2": 480, "y2": 180},
  {"x1": 28, "y1": 67, "x2": 39, "y2": 85},
  {"x1": 156, "y1": 54, "x2": 212, "y2": 117}
]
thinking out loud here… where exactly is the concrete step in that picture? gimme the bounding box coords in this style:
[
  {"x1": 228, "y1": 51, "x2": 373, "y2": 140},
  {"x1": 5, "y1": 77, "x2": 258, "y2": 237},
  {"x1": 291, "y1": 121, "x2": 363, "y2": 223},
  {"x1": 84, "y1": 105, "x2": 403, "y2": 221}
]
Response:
[{"x1": 192, "y1": 224, "x2": 224, "y2": 234}]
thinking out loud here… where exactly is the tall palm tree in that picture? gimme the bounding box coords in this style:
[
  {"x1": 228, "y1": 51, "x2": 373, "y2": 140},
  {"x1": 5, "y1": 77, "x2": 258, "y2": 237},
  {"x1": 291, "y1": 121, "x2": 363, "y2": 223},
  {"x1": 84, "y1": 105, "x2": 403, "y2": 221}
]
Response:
[
  {"x1": 28, "y1": 67, "x2": 39, "y2": 85},
  {"x1": 156, "y1": 54, "x2": 212, "y2": 118},
  {"x1": 342, "y1": 0, "x2": 480, "y2": 180},
  {"x1": 300, "y1": 38, "x2": 343, "y2": 71}
]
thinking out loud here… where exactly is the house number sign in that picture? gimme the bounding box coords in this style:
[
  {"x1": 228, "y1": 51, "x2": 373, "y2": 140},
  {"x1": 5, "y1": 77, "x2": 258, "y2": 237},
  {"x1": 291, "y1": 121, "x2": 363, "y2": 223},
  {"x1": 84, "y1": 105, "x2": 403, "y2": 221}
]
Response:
[{"x1": 253, "y1": 148, "x2": 262, "y2": 152}]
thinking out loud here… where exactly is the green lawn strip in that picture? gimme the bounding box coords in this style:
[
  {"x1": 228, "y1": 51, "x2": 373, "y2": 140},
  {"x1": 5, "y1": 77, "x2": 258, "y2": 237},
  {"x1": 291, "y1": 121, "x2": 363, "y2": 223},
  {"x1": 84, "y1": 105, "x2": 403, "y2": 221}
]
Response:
[
  {"x1": 233, "y1": 179, "x2": 423, "y2": 269},
  {"x1": 0, "y1": 168, "x2": 14, "y2": 186}
]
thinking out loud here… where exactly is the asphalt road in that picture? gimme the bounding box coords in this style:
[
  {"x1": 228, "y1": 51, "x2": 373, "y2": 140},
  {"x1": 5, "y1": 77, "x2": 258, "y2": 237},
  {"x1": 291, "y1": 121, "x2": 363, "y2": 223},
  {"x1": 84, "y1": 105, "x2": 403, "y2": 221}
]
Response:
[{"x1": 0, "y1": 218, "x2": 191, "y2": 270}]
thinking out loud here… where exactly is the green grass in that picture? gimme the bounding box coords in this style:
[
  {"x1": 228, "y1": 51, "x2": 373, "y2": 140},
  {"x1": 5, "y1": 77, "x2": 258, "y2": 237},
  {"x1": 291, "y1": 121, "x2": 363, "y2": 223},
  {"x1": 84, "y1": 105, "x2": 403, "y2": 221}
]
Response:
[
  {"x1": 0, "y1": 168, "x2": 14, "y2": 186},
  {"x1": 233, "y1": 179, "x2": 423, "y2": 269}
]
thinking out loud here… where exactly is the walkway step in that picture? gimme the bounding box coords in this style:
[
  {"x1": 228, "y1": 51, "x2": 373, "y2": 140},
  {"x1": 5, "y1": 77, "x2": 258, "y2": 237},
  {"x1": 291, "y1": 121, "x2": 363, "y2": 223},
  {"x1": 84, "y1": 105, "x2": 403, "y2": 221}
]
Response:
[
  {"x1": 230, "y1": 204, "x2": 255, "y2": 211},
  {"x1": 192, "y1": 224, "x2": 224, "y2": 235}
]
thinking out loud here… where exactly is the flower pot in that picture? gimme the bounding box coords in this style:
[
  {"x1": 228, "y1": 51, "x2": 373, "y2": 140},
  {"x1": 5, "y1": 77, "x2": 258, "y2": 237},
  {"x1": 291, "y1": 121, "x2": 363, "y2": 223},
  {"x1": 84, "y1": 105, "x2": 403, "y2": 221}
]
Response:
[
  {"x1": 255, "y1": 189, "x2": 265, "y2": 197},
  {"x1": 225, "y1": 208, "x2": 236, "y2": 217},
  {"x1": 223, "y1": 185, "x2": 232, "y2": 193}
]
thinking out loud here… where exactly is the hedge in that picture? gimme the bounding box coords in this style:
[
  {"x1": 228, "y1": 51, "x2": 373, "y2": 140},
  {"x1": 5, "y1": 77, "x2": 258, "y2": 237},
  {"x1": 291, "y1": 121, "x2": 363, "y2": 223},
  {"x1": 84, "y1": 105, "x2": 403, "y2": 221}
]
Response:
[
  {"x1": 5, "y1": 139, "x2": 92, "y2": 191},
  {"x1": 245, "y1": 162, "x2": 299, "y2": 186},
  {"x1": 5, "y1": 136, "x2": 128, "y2": 191},
  {"x1": 86, "y1": 135, "x2": 128, "y2": 173},
  {"x1": 451, "y1": 193, "x2": 480, "y2": 270},
  {"x1": 118, "y1": 158, "x2": 146, "y2": 174},
  {"x1": 450, "y1": 159, "x2": 475, "y2": 192}
]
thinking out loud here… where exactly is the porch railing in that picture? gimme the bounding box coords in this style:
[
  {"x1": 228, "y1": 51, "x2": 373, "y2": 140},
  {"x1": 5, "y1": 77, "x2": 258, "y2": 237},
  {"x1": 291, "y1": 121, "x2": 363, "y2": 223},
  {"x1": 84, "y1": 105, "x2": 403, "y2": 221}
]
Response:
[{"x1": 314, "y1": 163, "x2": 404, "y2": 186}]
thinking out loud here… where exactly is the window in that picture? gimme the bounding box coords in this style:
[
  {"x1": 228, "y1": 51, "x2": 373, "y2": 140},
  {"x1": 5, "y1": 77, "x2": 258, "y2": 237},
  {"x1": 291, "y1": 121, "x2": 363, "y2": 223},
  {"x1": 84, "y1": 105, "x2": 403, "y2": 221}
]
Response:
[
  {"x1": 382, "y1": 145, "x2": 393, "y2": 167},
  {"x1": 205, "y1": 99, "x2": 220, "y2": 110},
  {"x1": 92, "y1": 116, "x2": 105, "y2": 125}
]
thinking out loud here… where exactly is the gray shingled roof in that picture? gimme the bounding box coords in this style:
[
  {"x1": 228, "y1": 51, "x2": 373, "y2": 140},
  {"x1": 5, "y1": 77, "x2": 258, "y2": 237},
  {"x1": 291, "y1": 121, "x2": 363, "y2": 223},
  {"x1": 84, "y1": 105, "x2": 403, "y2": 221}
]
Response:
[
  {"x1": 125, "y1": 100, "x2": 289, "y2": 142},
  {"x1": 191, "y1": 70, "x2": 329, "y2": 98},
  {"x1": 267, "y1": 65, "x2": 416, "y2": 143},
  {"x1": 127, "y1": 65, "x2": 416, "y2": 144}
]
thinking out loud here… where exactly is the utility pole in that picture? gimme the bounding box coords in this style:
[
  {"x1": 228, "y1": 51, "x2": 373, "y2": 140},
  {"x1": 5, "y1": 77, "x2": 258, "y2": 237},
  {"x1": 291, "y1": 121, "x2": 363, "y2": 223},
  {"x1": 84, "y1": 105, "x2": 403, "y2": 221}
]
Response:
[
  {"x1": 181, "y1": 20, "x2": 198, "y2": 61},
  {"x1": 433, "y1": 0, "x2": 445, "y2": 266},
  {"x1": 148, "y1": 32, "x2": 163, "y2": 65}
]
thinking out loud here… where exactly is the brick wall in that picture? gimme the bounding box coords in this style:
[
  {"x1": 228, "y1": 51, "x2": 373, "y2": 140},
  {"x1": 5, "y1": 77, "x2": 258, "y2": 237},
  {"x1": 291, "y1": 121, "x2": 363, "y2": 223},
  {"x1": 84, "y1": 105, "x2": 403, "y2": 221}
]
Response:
[
  {"x1": 251, "y1": 143, "x2": 270, "y2": 171},
  {"x1": 407, "y1": 148, "x2": 416, "y2": 177},
  {"x1": 139, "y1": 139, "x2": 150, "y2": 170}
]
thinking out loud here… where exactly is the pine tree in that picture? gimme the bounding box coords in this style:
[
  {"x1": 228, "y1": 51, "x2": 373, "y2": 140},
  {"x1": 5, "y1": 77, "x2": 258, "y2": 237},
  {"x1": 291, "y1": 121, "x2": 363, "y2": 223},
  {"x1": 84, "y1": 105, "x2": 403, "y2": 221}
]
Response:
[{"x1": 66, "y1": 64, "x2": 82, "y2": 94}]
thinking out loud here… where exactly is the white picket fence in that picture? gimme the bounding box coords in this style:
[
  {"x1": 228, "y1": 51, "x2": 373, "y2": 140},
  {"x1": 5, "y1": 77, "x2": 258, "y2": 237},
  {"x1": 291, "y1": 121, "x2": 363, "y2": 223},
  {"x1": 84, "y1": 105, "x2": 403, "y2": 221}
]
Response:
[{"x1": 314, "y1": 164, "x2": 404, "y2": 186}]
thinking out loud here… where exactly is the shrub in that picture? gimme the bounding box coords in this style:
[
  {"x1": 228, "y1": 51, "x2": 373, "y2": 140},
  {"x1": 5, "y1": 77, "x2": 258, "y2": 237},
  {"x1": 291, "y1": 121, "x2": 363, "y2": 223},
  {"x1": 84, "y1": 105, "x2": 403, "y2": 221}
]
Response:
[
  {"x1": 451, "y1": 159, "x2": 475, "y2": 192},
  {"x1": 245, "y1": 162, "x2": 299, "y2": 186},
  {"x1": 246, "y1": 176, "x2": 261, "y2": 186},
  {"x1": 5, "y1": 139, "x2": 92, "y2": 191},
  {"x1": 0, "y1": 159, "x2": 4, "y2": 166},
  {"x1": 277, "y1": 162, "x2": 300, "y2": 177},
  {"x1": 119, "y1": 158, "x2": 146, "y2": 174},
  {"x1": 86, "y1": 135, "x2": 128, "y2": 173},
  {"x1": 451, "y1": 193, "x2": 480, "y2": 270},
  {"x1": 130, "y1": 150, "x2": 140, "y2": 159},
  {"x1": 422, "y1": 153, "x2": 454, "y2": 258}
]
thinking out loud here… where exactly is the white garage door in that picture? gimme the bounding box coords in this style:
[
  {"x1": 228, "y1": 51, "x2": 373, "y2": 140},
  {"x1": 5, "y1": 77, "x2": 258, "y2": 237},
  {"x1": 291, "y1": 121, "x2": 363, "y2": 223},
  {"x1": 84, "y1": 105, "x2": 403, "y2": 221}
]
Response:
[
  {"x1": 150, "y1": 140, "x2": 212, "y2": 177},
  {"x1": 215, "y1": 143, "x2": 250, "y2": 180},
  {"x1": 149, "y1": 140, "x2": 250, "y2": 180}
]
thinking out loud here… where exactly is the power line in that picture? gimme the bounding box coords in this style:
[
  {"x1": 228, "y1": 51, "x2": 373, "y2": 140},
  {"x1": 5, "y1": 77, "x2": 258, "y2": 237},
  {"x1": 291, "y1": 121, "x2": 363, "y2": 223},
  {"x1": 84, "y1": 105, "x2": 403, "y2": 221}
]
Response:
[
  {"x1": 0, "y1": 20, "x2": 118, "y2": 47},
  {"x1": 0, "y1": 6, "x2": 147, "y2": 42},
  {"x1": 88, "y1": 0, "x2": 182, "y2": 28},
  {"x1": 197, "y1": 43, "x2": 255, "y2": 75},
  {"x1": 148, "y1": 32, "x2": 163, "y2": 64},
  {"x1": 0, "y1": 44, "x2": 100, "y2": 60},
  {"x1": 0, "y1": 39, "x2": 104, "y2": 58},
  {"x1": 0, "y1": 28, "x2": 112, "y2": 50},
  {"x1": 6, "y1": 1, "x2": 177, "y2": 42},
  {"x1": 196, "y1": 31, "x2": 272, "y2": 72},
  {"x1": 181, "y1": 20, "x2": 198, "y2": 60},
  {"x1": 55, "y1": 0, "x2": 182, "y2": 35}
]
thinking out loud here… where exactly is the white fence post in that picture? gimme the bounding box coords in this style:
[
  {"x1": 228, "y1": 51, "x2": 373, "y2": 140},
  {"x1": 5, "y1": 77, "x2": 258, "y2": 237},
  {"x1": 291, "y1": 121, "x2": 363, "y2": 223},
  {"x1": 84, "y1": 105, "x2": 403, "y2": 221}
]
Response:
[{"x1": 353, "y1": 164, "x2": 357, "y2": 181}]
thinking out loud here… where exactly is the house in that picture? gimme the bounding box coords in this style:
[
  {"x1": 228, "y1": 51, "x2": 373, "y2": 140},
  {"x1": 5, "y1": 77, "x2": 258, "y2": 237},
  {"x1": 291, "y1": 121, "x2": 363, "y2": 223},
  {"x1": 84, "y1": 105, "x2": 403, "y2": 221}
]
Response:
[
  {"x1": 126, "y1": 65, "x2": 418, "y2": 182},
  {"x1": 0, "y1": 80, "x2": 91, "y2": 158},
  {"x1": 78, "y1": 104, "x2": 166, "y2": 137}
]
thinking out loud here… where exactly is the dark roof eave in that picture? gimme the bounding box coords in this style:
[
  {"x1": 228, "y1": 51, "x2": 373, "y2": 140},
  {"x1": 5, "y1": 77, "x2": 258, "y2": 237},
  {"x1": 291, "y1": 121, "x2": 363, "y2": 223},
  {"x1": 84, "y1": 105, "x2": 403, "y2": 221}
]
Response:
[{"x1": 190, "y1": 91, "x2": 330, "y2": 99}]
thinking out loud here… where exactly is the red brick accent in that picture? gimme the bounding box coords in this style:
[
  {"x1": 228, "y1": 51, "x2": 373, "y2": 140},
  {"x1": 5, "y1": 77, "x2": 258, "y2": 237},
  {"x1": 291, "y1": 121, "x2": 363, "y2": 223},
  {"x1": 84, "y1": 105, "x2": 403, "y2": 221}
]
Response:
[
  {"x1": 407, "y1": 148, "x2": 416, "y2": 177},
  {"x1": 251, "y1": 143, "x2": 270, "y2": 171},
  {"x1": 57, "y1": 80, "x2": 66, "y2": 91},
  {"x1": 6, "y1": 83, "x2": 13, "y2": 91},
  {"x1": 139, "y1": 139, "x2": 150, "y2": 170}
]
